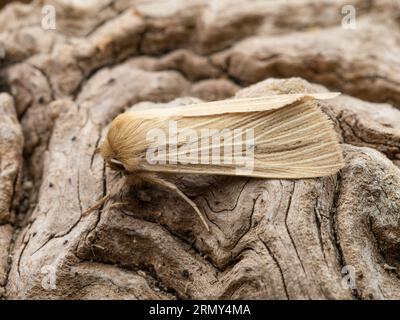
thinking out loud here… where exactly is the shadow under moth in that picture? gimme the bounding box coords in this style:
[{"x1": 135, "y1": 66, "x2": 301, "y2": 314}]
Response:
[{"x1": 85, "y1": 93, "x2": 344, "y2": 232}]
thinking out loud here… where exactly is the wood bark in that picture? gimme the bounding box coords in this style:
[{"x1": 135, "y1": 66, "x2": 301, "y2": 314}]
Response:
[{"x1": 0, "y1": 0, "x2": 400, "y2": 299}]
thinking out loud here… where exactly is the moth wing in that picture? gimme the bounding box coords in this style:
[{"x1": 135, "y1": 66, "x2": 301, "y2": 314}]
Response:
[
  {"x1": 136, "y1": 97, "x2": 344, "y2": 179},
  {"x1": 130, "y1": 93, "x2": 340, "y2": 117}
]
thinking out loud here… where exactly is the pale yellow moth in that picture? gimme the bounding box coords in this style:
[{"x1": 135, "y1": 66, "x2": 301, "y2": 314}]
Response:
[{"x1": 87, "y1": 93, "x2": 344, "y2": 232}]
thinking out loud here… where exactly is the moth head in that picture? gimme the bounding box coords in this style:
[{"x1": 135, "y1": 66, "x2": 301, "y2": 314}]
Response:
[{"x1": 99, "y1": 138, "x2": 127, "y2": 172}]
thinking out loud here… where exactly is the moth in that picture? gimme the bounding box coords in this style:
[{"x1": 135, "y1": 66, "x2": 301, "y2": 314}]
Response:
[{"x1": 85, "y1": 93, "x2": 344, "y2": 232}]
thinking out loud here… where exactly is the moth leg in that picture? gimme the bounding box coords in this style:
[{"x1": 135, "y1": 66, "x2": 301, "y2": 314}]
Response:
[
  {"x1": 82, "y1": 177, "x2": 127, "y2": 216},
  {"x1": 143, "y1": 175, "x2": 210, "y2": 232}
]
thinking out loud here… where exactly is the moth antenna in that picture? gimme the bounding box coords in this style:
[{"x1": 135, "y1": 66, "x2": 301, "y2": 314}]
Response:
[{"x1": 148, "y1": 177, "x2": 210, "y2": 232}]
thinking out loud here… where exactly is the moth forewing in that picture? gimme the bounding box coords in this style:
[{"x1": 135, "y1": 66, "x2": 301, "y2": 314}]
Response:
[
  {"x1": 97, "y1": 94, "x2": 344, "y2": 231},
  {"x1": 130, "y1": 92, "x2": 340, "y2": 117}
]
